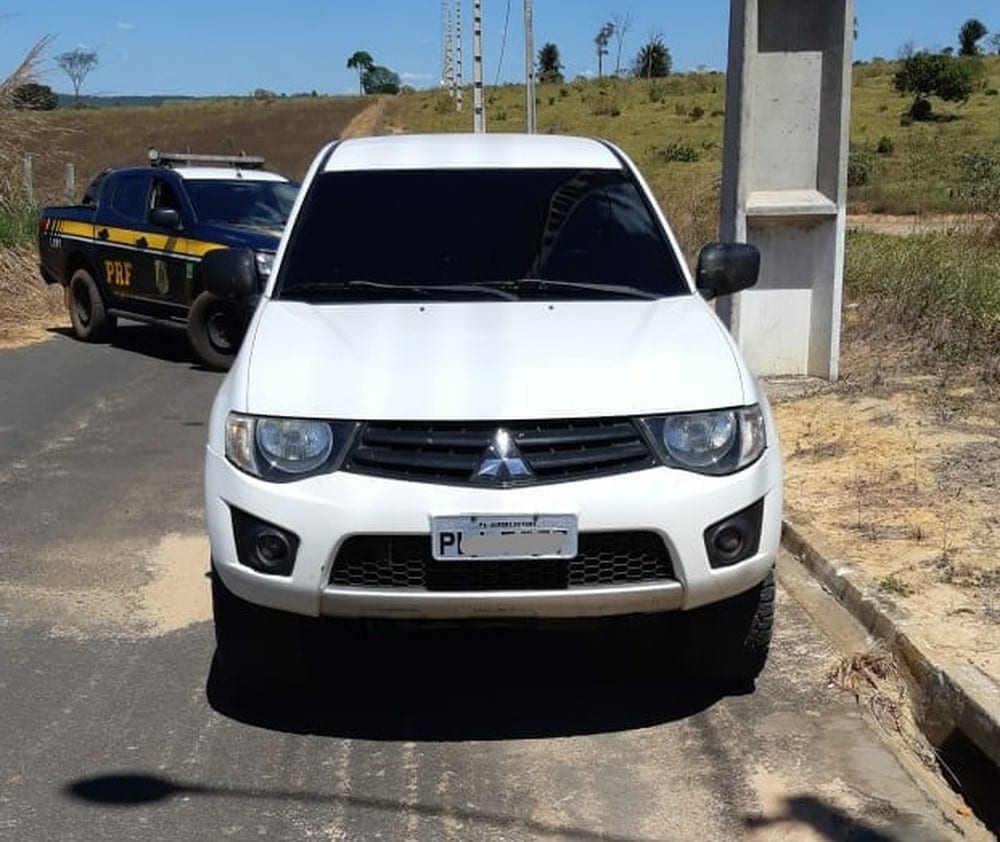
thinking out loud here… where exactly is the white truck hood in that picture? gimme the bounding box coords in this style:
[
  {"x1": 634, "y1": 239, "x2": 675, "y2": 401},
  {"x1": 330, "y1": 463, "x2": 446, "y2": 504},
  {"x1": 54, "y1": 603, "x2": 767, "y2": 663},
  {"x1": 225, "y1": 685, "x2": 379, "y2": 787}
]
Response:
[{"x1": 241, "y1": 296, "x2": 751, "y2": 420}]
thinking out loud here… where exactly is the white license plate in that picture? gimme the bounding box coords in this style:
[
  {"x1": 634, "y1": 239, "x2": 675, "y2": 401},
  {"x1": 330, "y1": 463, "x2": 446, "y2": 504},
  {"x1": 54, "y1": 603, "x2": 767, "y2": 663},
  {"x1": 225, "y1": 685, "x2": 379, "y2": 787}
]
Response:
[{"x1": 431, "y1": 514, "x2": 578, "y2": 561}]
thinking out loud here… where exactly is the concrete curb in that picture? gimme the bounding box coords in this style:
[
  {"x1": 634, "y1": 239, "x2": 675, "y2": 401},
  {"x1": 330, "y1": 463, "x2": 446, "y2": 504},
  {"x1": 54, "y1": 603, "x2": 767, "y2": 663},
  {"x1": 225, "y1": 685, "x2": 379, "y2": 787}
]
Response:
[{"x1": 781, "y1": 516, "x2": 1000, "y2": 770}]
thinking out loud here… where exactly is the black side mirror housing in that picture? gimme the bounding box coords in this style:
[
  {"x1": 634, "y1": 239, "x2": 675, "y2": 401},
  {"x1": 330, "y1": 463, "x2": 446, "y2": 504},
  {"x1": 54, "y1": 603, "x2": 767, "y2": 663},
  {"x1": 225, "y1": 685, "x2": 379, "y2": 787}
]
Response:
[
  {"x1": 201, "y1": 248, "x2": 257, "y2": 299},
  {"x1": 695, "y1": 243, "x2": 761, "y2": 300},
  {"x1": 150, "y1": 207, "x2": 181, "y2": 230}
]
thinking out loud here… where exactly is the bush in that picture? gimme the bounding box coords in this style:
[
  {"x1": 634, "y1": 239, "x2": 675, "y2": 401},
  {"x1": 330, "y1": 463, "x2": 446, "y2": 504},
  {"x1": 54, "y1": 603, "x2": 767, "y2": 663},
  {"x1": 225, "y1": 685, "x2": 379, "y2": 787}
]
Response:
[
  {"x1": 590, "y1": 100, "x2": 622, "y2": 117},
  {"x1": 875, "y1": 135, "x2": 894, "y2": 155},
  {"x1": 657, "y1": 142, "x2": 699, "y2": 163},
  {"x1": 848, "y1": 143, "x2": 877, "y2": 187},
  {"x1": 689, "y1": 105, "x2": 705, "y2": 121}
]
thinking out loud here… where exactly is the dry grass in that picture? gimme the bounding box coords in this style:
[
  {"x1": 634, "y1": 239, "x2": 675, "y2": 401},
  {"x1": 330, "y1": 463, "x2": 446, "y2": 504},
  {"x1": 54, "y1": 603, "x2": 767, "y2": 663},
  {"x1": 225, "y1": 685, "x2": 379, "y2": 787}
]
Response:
[
  {"x1": 0, "y1": 246, "x2": 64, "y2": 346},
  {"x1": 21, "y1": 97, "x2": 371, "y2": 206}
]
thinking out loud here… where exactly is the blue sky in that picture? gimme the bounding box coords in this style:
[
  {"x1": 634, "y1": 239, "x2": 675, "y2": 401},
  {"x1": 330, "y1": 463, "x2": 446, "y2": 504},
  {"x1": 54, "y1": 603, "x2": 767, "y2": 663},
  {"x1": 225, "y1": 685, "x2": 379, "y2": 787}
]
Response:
[{"x1": 1, "y1": 1, "x2": 997, "y2": 97}]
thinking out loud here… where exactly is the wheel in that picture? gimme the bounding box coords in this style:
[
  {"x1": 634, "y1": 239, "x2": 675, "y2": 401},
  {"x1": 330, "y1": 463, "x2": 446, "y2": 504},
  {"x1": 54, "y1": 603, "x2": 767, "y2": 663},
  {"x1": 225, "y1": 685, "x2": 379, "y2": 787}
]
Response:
[
  {"x1": 187, "y1": 291, "x2": 243, "y2": 371},
  {"x1": 678, "y1": 570, "x2": 775, "y2": 684},
  {"x1": 68, "y1": 268, "x2": 115, "y2": 341},
  {"x1": 211, "y1": 568, "x2": 307, "y2": 695}
]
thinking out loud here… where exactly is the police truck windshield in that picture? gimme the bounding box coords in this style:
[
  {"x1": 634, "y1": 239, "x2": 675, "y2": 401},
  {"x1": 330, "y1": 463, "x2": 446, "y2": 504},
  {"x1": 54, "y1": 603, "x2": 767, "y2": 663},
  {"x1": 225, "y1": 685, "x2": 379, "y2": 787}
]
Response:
[{"x1": 186, "y1": 179, "x2": 298, "y2": 229}]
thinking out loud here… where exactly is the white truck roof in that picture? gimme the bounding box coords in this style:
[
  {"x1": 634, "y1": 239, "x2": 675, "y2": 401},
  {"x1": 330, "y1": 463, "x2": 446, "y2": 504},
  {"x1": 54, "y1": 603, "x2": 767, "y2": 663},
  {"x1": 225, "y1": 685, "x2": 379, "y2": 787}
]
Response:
[{"x1": 324, "y1": 133, "x2": 624, "y2": 172}]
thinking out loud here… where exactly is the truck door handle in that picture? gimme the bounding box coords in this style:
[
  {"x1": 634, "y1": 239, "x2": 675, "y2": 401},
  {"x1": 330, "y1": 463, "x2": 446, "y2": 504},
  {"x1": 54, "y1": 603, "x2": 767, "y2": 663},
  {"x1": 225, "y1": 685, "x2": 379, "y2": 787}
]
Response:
[
  {"x1": 136, "y1": 236, "x2": 148, "y2": 249},
  {"x1": 97, "y1": 228, "x2": 109, "y2": 240}
]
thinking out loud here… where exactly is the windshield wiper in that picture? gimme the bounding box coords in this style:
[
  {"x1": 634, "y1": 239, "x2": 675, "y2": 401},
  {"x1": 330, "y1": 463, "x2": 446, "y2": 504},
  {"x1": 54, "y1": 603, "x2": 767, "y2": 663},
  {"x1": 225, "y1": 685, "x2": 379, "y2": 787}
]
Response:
[
  {"x1": 491, "y1": 278, "x2": 661, "y2": 300},
  {"x1": 281, "y1": 280, "x2": 518, "y2": 302}
]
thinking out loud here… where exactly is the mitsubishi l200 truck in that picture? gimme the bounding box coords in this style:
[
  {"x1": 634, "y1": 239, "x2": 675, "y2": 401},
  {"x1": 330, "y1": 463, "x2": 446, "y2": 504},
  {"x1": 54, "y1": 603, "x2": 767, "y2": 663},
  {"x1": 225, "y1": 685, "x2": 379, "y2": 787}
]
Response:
[{"x1": 202, "y1": 134, "x2": 783, "y2": 692}]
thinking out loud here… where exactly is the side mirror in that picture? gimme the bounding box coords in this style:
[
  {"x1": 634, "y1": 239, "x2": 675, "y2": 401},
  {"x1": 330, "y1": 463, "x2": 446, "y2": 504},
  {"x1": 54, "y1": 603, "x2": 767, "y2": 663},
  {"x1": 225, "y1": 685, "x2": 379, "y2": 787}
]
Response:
[
  {"x1": 201, "y1": 248, "x2": 257, "y2": 299},
  {"x1": 695, "y1": 243, "x2": 760, "y2": 300},
  {"x1": 150, "y1": 207, "x2": 181, "y2": 230}
]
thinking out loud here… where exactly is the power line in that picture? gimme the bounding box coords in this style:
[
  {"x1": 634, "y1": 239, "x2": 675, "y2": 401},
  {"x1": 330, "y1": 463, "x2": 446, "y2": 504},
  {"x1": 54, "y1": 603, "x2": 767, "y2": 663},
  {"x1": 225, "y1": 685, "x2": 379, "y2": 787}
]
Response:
[{"x1": 495, "y1": 0, "x2": 511, "y2": 86}]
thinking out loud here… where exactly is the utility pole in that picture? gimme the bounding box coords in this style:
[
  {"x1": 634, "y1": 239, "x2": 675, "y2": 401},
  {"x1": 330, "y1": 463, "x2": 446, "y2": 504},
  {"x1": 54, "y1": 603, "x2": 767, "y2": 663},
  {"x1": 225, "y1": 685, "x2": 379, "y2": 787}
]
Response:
[
  {"x1": 524, "y1": 0, "x2": 536, "y2": 133},
  {"x1": 442, "y1": 1, "x2": 450, "y2": 93},
  {"x1": 473, "y1": 0, "x2": 486, "y2": 132},
  {"x1": 445, "y1": 6, "x2": 455, "y2": 98},
  {"x1": 455, "y1": 0, "x2": 464, "y2": 112}
]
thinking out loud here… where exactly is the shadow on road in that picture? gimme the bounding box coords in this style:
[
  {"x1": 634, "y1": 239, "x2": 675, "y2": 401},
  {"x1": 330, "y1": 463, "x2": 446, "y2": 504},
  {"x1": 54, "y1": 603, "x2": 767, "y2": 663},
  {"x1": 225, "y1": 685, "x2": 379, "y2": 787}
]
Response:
[
  {"x1": 62, "y1": 772, "x2": 645, "y2": 841},
  {"x1": 205, "y1": 619, "x2": 739, "y2": 741},
  {"x1": 47, "y1": 324, "x2": 211, "y2": 369}
]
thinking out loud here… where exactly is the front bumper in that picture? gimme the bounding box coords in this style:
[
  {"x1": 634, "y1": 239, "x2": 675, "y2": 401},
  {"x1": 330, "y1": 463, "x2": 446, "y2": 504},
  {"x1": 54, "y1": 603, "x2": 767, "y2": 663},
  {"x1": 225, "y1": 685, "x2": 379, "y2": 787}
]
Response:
[{"x1": 205, "y1": 446, "x2": 782, "y2": 620}]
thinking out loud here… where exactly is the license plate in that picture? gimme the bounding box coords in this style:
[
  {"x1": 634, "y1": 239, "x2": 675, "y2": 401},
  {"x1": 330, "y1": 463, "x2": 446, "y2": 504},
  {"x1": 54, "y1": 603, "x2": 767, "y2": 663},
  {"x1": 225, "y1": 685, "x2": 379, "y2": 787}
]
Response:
[{"x1": 431, "y1": 514, "x2": 578, "y2": 561}]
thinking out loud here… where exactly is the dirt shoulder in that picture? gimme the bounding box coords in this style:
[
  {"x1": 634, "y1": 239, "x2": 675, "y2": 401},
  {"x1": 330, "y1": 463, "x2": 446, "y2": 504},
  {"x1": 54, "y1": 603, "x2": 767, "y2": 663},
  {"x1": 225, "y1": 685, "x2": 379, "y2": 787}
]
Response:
[{"x1": 769, "y1": 318, "x2": 999, "y2": 683}]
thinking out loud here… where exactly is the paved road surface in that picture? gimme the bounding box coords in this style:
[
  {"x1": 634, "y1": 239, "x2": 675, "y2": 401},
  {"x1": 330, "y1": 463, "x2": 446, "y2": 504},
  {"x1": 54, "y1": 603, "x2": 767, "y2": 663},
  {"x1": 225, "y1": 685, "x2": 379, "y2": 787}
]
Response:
[{"x1": 0, "y1": 327, "x2": 973, "y2": 840}]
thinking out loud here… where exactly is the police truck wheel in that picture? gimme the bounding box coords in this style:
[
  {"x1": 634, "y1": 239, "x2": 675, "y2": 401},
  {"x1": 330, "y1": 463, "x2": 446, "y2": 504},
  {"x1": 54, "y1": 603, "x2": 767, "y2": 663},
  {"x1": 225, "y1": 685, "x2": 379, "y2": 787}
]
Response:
[
  {"x1": 188, "y1": 291, "x2": 241, "y2": 371},
  {"x1": 211, "y1": 566, "x2": 306, "y2": 695},
  {"x1": 68, "y1": 268, "x2": 113, "y2": 342}
]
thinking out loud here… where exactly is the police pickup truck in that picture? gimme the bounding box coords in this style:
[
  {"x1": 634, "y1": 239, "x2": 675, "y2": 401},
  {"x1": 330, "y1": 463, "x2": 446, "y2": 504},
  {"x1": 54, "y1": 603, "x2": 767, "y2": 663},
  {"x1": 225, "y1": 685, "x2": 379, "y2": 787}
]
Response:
[{"x1": 37, "y1": 150, "x2": 298, "y2": 369}]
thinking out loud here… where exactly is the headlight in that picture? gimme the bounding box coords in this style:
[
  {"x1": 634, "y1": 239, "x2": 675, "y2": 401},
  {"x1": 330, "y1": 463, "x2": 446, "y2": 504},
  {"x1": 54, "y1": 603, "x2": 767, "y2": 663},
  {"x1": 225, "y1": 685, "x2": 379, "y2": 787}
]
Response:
[
  {"x1": 254, "y1": 251, "x2": 275, "y2": 279},
  {"x1": 641, "y1": 405, "x2": 766, "y2": 475},
  {"x1": 225, "y1": 413, "x2": 356, "y2": 480}
]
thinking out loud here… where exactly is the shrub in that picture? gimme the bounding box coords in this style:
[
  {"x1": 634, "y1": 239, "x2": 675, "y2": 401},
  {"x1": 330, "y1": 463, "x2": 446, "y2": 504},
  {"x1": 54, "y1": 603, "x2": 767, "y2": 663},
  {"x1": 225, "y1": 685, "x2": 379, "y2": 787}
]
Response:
[
  {"x1": 848, "y1": 143, "x2": 877, "y2": 187},
  {"x1": 875, "y1": 135, "x2": 894, "y2": 155},
  {"x1": 657, "y1": 141, "x2": 699, "y2": 163}
]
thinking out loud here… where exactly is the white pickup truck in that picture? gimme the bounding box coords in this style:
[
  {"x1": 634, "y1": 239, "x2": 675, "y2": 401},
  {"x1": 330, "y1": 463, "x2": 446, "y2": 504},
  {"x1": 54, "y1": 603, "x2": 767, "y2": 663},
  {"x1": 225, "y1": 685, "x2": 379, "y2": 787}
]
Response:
[{"x1": 202, "y1": 133, "x2": 783, "y2": 693}]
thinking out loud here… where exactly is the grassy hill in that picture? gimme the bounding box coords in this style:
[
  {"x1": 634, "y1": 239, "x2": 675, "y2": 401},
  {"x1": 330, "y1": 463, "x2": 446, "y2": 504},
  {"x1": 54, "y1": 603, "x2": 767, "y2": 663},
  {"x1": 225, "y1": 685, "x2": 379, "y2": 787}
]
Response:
[{"x1": 19, "y1": 58, "x2": 999, "y2": 230}]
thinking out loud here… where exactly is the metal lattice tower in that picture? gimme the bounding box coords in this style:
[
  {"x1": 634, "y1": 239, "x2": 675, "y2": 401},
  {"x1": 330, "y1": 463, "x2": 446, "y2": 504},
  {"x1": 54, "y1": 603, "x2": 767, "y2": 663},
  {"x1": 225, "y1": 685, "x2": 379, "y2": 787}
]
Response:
[
  {"x1": 473, "y1": 0, "x2": 485, "y2": 132},
  {"x1": 455, "y1": 0, "x2": 464, "y2": 112}
]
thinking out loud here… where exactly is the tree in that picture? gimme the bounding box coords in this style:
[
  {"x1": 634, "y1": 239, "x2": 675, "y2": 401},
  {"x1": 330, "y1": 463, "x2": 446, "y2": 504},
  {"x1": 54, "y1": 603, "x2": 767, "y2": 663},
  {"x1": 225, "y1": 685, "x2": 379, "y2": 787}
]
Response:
[
  {"x1": 362, "y1": 65, "x2": 400, "y2": 95},
  {"x1": 13, "y1": 82, "x2": 57, "y2": 110},
  {"x1": 537, "y1": 43, "x2": 564, "y2": 84},
  {"x1": 595, "y1": 22, "x2": 614, "y2": 79},
  {"x1": 893, "y1": 51, "x2": 973, "y2": 121},
  {"x1": 611, "y1": 11, "x2": 633, "y2": 75},
  {"x1": 56, "y1": 47, "x2": 98, "y2": 106},
  {"x1": 346, "y1": 50, "x2": 374, "y2": 95},
  {"x1": 958, "y1": 19, "x2": 988, "y2": 56},
  {"x1": 632, "y1": 33, "x2": 671, "y2": 79}
]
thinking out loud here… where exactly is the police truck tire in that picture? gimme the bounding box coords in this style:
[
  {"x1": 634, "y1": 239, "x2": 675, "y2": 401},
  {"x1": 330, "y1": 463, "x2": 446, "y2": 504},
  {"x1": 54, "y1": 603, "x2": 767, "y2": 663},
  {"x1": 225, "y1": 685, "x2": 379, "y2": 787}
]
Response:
[
  {"x1": 68, "y1": 268, "x2": 114, "y2": 342},
  {"x1": 211, "y1": 567, "x2": 306, "y2": 695},
  {"x1": 678, "y1": 570, "x2": 775, "y2": 684},
  {"x1": 188, "y1": 291, "x2": 240, "y2": 371}
]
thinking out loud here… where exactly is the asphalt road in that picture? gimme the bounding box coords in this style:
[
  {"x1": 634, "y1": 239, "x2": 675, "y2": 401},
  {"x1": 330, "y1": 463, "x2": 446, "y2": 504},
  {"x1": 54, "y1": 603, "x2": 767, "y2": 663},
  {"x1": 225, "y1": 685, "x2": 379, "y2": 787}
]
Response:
[{"x1": 0, "y1": 327, "x2": 973, "y2": 841}]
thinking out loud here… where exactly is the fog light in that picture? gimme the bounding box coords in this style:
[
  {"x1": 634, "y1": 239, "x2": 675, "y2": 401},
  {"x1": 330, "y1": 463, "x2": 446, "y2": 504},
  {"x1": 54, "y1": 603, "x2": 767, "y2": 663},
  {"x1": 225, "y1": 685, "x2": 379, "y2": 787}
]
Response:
[
  {"x1": 231, "y1": 507, "x2": 300, "y2": 576},
  {"x1": 255, "y1": 529, "x2": 292, "y2": 570},
  {"x1": 704, "y1": 499, "x2": 764, "y2": 569}
]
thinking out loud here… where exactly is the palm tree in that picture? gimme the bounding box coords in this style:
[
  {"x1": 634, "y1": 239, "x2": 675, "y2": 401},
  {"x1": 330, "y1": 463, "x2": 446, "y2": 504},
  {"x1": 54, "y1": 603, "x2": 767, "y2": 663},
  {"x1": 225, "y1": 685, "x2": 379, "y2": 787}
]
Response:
[
  {"x1": 347, "y1": 51, "x2": 375, "y2": 95},
  {"x1": 958, "y1": 19, "x2": 988, "y2": 56}
]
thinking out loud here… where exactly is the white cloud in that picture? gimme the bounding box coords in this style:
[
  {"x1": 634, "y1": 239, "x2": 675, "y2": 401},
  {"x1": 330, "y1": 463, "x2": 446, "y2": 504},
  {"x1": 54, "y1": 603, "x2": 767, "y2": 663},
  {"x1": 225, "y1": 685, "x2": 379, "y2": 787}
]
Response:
[
  {"x1": 116, "y1": 21, "x2": 135, "y2": 30},
  {"x1": 401, "y1": 72, "x2": 435, "y2": 83}
]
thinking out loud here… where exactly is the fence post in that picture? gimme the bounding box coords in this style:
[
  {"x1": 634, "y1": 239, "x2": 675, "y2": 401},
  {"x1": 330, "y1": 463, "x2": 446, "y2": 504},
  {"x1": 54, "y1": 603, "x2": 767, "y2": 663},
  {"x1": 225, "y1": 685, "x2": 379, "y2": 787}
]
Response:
[
  {"x1": 23, "y1": 155, "x2": 34, "y2": 204},
  {"x1": 65, "y1": 163, "x2": 76, "y2": 202}
]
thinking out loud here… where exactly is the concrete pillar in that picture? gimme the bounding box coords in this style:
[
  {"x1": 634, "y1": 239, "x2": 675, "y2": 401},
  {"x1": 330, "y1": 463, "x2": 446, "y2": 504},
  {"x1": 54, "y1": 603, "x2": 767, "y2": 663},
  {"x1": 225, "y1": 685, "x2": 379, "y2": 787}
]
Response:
[{"x1": 719, "y1": 0, "x2": 855, "y2": 380}]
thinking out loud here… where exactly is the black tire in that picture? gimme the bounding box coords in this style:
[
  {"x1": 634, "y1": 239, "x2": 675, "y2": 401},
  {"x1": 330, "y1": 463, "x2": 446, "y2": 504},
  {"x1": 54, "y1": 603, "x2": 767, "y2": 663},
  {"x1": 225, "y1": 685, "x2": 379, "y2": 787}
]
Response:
[
  {"x1": 678, "y1": 570, "x2": 775, "y2": 684},
  {"x1": 211, "y1": 568, "x2": 307, "y2": 695},
  {"x1": 187, "y1": 291, "x2": 242, "y2": 371},
  {"x1": 68, "y1": 268, "x2": 115, "y2": 342}
]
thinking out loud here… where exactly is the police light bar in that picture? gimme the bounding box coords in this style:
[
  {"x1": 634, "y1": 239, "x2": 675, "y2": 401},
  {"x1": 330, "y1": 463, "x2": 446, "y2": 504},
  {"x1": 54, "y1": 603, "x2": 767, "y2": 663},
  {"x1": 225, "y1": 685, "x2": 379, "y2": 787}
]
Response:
[{"x1": 147, "y1": 148, "x2": 267, "y2": 169}]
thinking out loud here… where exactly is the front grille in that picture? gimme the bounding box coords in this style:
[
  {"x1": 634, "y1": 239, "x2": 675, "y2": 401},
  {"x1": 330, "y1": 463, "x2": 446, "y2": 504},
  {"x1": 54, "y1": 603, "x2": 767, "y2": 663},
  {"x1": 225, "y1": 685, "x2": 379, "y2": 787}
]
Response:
[
  {"x1": 330, "y1": 532, "x2": 674, "y2": 591},
  {"x1": 345, "y1": 418, "x2": 656, "y2": 486}
]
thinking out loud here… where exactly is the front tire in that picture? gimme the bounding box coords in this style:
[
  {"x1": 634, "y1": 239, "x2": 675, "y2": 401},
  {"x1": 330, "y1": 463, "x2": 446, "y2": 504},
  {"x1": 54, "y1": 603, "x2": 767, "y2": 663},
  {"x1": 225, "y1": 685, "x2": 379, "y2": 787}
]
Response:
[
  {"x1": 679, "y1": 570, "x2": 775, "y2": 684},
  {"x1": 68, "y1": 268, "x2": 115, "y2": 342},
  {"x1": 211, "y1": 569, "x2": 307, "y2": 695},
  {"x1": 187, "y1": 291, "x2": 242, "y2": 371}
]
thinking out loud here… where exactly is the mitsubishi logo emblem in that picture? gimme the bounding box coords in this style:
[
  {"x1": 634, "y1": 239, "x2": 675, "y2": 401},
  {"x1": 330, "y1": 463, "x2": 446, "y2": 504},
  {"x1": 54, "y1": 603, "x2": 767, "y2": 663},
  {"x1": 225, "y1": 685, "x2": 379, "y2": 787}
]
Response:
[{"x1": 475, "y1": 428, "x2": 534, "y2": 482}]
